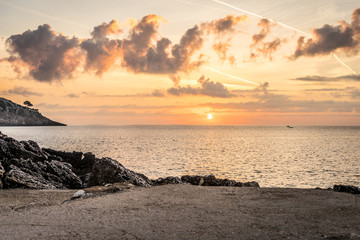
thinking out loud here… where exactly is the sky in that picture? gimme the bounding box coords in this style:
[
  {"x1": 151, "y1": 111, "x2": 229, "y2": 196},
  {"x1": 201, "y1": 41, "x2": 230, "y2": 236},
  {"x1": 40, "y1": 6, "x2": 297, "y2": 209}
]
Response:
[{"x1": 0, "y1": 0, "x2": 359, "y2": 125}]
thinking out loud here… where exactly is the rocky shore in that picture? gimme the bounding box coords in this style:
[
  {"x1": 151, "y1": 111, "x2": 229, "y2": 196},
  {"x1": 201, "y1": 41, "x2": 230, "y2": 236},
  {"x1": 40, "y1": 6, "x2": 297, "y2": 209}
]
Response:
[
  {"x1": 1, "y1": 131, "x2": 360, "y2": 239},
  {"x1": 0, "y1": 131, "x2": 259, "y2": 190}
]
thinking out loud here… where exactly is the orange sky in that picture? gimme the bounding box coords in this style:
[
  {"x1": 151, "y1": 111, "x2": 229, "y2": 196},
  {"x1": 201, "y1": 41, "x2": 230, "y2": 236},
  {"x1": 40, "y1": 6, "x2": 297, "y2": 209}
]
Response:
[{"x1": 0, "y1": 0, "x2": 359, "y2": 125}]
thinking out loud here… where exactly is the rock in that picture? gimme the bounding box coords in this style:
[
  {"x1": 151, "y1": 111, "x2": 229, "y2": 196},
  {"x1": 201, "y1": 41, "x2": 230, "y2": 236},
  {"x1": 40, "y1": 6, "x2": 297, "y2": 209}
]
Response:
[
  {"x1": 0, "y1": 136, "x2": 47, "y2": 162},
  {"x1": 72, "y1": 190, "x2": 86, "y2": 199},
  {"x1": 2, "y1": 158, "x2": 82, "y2": 189},
  {"x1": 0, "y1": 162, "x2": 4, "y2": 189},
  {"x1": 4, "y1": 165, "x2": 57, "y2": 189},
  {"x1": 152, "y1": 176, "x2": 181, "y2": 185},
  {"x1": 181, "y1": 174, "x2": 260, "y2": 187},
  {"x1": 333, "y1": 185, "x2": 360, "y2": 194},
  {"x1": 88, "y1": 158, "x2": 152, "y2": 187},
  {"x1": 43, "y1": 149, "x2": 96, "y2": 176},
  {"x1": 243, "y1": 181, "x2": 260, "y2": 187}
]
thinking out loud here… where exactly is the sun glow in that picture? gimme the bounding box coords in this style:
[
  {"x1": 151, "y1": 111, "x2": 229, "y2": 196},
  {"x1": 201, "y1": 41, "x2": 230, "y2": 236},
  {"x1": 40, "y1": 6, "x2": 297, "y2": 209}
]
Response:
[{"x1": 207, "y1": 113, "x2": 213, "y2": 120}]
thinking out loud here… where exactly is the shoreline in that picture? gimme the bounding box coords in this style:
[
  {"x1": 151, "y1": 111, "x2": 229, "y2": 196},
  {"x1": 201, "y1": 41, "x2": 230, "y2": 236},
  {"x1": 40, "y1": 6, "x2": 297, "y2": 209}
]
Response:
[{"x1": 1, "y1": 185, "x2": 360, "y2": 239}]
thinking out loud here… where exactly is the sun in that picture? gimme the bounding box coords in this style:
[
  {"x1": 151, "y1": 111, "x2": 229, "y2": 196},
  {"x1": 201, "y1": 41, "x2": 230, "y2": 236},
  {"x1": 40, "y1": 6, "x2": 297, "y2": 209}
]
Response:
[{"x1": 207, "y1": 113, "x2": 213, "y2": 120}]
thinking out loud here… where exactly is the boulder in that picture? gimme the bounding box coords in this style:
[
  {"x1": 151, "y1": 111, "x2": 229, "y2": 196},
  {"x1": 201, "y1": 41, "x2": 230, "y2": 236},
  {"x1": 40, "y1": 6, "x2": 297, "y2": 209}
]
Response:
[
  {"x1": 181, "y1": 174, "x2": 260, "y2": 187},
  {"x1": 152, "y1": 176, "x2": 181, "y2": 185},
  {"x1": 88, "y1": 158, "x2": 152, "y2": 187},
  {"x1": 2, "y1": 158, "x2": 82, "y2": 189},
  {"x1": 333, "y1": 185, "x2": 360, "y2": 194}
]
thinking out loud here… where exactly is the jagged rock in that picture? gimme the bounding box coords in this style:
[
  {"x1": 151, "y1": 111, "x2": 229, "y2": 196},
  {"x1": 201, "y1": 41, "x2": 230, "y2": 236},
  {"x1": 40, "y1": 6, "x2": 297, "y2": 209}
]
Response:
[
  {"x1": 181, "y1": 174, "x2": 260, "y2": 187},
  {"x1": 152, "y1": 176, "x2": 181, "y2": 185},
  {"x1": 4, "y1": 165, "x2": 57, "y2": 189},
  {"x1": 88, "y1": 158, "x2": 152, "y2": 187},
  {"x1": 2, "y1": 158, "x2": 82, "y2": 189},
  {"x1": 334, "y1": 185, "x2": 360, "y2": 194}
]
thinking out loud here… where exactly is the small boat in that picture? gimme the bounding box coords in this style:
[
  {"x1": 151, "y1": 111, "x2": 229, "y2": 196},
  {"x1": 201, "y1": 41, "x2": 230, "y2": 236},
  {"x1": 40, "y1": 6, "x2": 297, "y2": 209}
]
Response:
[{"x1": 287, "y1": 125, "x2": 294, "y2": 128}]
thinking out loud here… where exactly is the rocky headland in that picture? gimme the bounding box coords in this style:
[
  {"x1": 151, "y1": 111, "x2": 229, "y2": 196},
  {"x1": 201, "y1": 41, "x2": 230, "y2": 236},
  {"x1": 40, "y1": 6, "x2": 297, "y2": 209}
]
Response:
[{"x1": 0, "y1": 97, "x2": 65, "y2": 126}]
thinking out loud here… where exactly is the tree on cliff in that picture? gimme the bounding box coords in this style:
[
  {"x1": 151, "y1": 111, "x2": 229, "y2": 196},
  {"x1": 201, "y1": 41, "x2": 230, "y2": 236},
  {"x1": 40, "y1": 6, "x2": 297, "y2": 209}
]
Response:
[{"x1": 24, "y1": 100, "x2": 33, "y2": 107}]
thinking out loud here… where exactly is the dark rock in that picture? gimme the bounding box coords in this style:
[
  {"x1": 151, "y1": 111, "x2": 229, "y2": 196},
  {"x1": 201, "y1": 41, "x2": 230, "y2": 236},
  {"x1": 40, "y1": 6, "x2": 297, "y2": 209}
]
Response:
[
  {"x1": 243, "y1": 181, "x2": 260, "y2": 187},
  {"x1": 0, "y1": 136, "x2": 47, "y2": 162},
  {"x1": 2, "y1": 158, "x2": 82, "y2": 189},
  {"x1": 4, "y1": 164, "x2": 57, "y2": 189},
  {"x1": 333, "y1": 185, "x2": 360, "y2": 194},
  {"x1": 181, "y1": 174, "x2": 260, "y2": 187},
  {"x1": 88, "y1": 157, "x2": 152, "y2": 187},
  {"x1": 152, "y1": 176, "x2": 181, "y2": 185}
]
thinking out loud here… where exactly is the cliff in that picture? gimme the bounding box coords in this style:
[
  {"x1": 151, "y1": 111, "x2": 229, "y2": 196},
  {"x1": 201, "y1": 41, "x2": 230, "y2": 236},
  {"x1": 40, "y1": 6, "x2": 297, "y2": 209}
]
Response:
[{"x1": 0, "y1": 97, "x2": 66, "y2": 126}]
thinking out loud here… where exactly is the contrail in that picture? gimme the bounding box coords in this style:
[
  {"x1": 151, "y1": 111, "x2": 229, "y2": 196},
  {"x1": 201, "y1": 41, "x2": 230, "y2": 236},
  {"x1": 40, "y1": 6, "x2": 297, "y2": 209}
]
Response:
[
  {"x1": 213, "y1": 0, "x2": 357, "y2": 75},
  {"x1": 205, "y1": 66, "x2": 259, "y2": 86},
  {"x1": 332, "y1": 54, "x2": 357, "y2": 75}
]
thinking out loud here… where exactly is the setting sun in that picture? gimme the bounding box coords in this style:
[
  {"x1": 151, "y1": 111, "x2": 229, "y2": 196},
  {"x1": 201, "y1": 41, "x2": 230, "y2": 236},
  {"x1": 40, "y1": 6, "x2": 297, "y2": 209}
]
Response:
[{"x1": 207, "y1": 113, "x2": 213, "y2": 120}]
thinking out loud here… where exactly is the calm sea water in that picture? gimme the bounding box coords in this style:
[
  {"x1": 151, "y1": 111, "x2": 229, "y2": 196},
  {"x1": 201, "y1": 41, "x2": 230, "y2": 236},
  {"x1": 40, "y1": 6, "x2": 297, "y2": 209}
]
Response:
[{"x1": 0, "y1": 125, "x2": 359, "y2": 188}]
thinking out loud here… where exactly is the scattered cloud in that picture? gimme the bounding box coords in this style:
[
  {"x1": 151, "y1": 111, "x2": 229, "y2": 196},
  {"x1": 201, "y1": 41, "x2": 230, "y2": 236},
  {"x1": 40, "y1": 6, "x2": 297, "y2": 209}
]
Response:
[
  {"x1": 66, "y1": 93, "x2": 79, "y2": 98},
  {"x1": 292, "y1": 74, "x2": 360, "y2": 82},
  {"x1": 250, "y1": 19, "x2": 285, "y2": 61},
  {"x1": 167, "y1": 75, "x2": 235, "y2": 98},
  {"x1": 1, "y1": 86, "x2": 43, "y2": 96},
  {"x1": 201, "y1": 82, "x2": 360, "y2": 113}
]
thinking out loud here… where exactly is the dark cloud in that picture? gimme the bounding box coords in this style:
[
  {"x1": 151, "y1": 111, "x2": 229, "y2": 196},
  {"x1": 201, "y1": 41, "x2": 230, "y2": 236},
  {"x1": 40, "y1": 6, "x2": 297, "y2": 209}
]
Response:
[
  {"x1": 5, "y1": 24, "x2": 81, "y2": 82},
  {"x1": 81, "y1": 20, "x2": 123, "y2": 76},
  {"x1": 1, "y1": 14, "x2": 249, "y2": 82},
  {"x1": 292, "y1": 75, "x2": 360, "y2": 82},
  {"x1": 291, "y1": 8, "x2": 360, "y2": 59},
  {"x1": 250, "y1": 19, "x2": 285, "y2": 61},
  {"x1": 167, "y1": 75, "x2": 234, "y2": 98},
  {"x1": 120, "y1": 15, "x2": 204, "y2": 74},
  {"x1": 1, "y1": 86, "x2": 43, "y2": 97}
]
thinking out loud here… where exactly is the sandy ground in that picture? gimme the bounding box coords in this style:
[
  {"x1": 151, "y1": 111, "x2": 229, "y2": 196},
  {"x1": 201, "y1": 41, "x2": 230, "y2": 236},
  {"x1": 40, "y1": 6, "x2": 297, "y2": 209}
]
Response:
[{"x1": 1, "y1": 185, "x2": 360, "y2": 240}]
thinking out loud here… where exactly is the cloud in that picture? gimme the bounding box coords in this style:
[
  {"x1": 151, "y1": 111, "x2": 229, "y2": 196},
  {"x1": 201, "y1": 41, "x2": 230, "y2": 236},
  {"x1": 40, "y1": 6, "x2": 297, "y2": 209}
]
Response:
[
  {"x1": 250, "y1": 19, "x2": 285, "y2": 61},
  {"x1": 1, "y1": 14, "x2": 250, "y2": 82},
  {"x1": 291, "y1": 8, "x2": 360, "y2": 59},
  {"x1": 1, "y1": 86, "x2": 43, "y2": 97},
  {"x1": 169, "y1": 75, "x2": 181, "y2": 87},
  {"x1": 5, "y1": 24, "x2": 82, "y2": 82},
  {"x1": 201, "y1": 82, "x2": 360, "y2": 113},
  {"x1": 201, "y1": 83, "x2": 360, "y2": 113},
  {"x1": 292, "y1": 75, "x2": 360, "y2": 82},
  {"x1": 167, "y1": 75, "x2": 234, "y2": 98},
  {"x1": 119, "y1": 15, "x2": 205, "y2": 74},
  {"x1": 81, "y1": 20, "x2": 123, "y2": 75},
  {"x1": 202, "y1": 15, "x2": 247, "y2": 65},
  {"x1": 346, "y1": 87, "x2": 360, "y2": 99},
  {"x1": 66, "y1": 93, "x2": 79, "y2": 98}
]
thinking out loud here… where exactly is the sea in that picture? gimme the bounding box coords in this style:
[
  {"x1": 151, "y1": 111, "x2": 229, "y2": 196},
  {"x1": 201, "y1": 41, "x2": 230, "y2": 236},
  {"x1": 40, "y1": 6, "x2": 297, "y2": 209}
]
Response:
[{"x1": 0, "y1": 125, "x2": 359, "y2": 188}]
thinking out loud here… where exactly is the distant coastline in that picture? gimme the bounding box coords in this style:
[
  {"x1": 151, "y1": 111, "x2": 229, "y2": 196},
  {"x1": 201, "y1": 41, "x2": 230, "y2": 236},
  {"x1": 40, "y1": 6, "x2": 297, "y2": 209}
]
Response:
[{"x1": 0, "y1": 97, "x2": 66, "y2": 126}]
